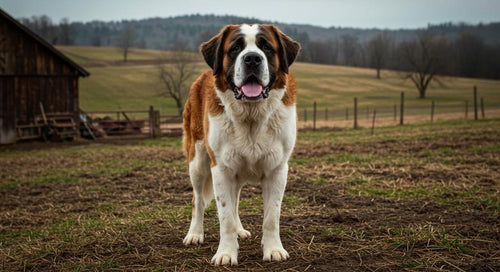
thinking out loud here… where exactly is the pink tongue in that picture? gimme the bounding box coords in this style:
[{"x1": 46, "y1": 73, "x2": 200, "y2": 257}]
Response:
[{"x1": 241, "y1": 82, "x2": 263, "y2": 97}]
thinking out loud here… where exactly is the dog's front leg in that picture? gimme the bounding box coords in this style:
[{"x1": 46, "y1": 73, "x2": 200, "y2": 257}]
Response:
[
  {"x1": 262, "y1": 164, "x2": 289, "y2": 262},
  {"x1": 211, "y1": 165, "x2": 239, "y2": 266}
]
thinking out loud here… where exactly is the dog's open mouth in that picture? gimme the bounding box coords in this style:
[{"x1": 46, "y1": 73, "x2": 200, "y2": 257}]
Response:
[{"x1": 233, "y1": 75, "x2": 270, "y2": 101}]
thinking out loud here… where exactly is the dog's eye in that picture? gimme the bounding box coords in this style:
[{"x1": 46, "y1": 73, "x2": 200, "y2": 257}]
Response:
[
  {"x1": 230, "y1": 45, "x2": 241, "y2": 53},
  {"x1": 262, "y1": 43, "x2": 274, "y2": 53}
]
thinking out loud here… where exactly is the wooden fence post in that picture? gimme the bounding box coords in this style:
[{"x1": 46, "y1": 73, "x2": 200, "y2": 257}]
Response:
[
  {"x1": 465, "y1": 101, "x2": 468, "y2": 119},
  {"x1": 481, "y1": 97, "x2": 485, "y2": 119},
  {"x1": 431, "y1": 100, "x2": 435, "y2": 122},
  {"x1": 354, "y1": 97, "x2": 358, "y2": 129},
  {"x1": 400, "y1": 92, "x2": 404, "y2": 125},
  {"x1": 474, "y1": 86, "x2": 478, "y2": 120},
  {"x1": 371, "y1": 110, "x2": 377, "y2": 136},
  {"x1": 313, "y1": 101, "x2": 317, "y2": 131},
  {"x1": 153, "y1": 110, "x2": 161, "y2": 137},
  {"x1": 304, "y1": 109, "x2": 307, "y2": 122},
  {"x1": 149, "y1": 106, "x2": 155, "y2": 138},
  {"x1": 393, "y1": 104, "x2": 397, "y2": 122}
]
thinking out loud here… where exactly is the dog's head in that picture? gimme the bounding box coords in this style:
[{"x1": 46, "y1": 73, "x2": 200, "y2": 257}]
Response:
[{"x1": 201, "y1": 24, "x2": 300, "y2": 102}]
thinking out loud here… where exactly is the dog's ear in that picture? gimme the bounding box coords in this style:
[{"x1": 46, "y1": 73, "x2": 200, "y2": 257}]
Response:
[
  {"x1": 270, "y1": 26, "x2": 301, "y2": 74},
  {"x1": 200, "y1": 26, "x2": 232, "y2": 75}
]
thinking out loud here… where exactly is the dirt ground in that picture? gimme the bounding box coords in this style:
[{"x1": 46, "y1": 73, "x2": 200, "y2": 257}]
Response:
[{"x1": 0, "y1": 119, "x2": 499, "y2": 271}]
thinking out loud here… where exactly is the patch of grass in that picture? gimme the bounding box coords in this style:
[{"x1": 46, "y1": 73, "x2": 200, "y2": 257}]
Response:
[
  {"x1": 348, "y1": 181, "x2": 497, "y2": 212},
  {"x1": 88, "y1": 158, "x2": 166, "y2": 175},
  {"x1": 289, "y1": 157, "x2": 315, "y2": 166},
  {"x1": 204, "y1": 201, "x2": 217, "y2": 216},
  {"x1": 75, "y1": 261, "x2": 122, "y2": 271},
  {"x1": 34, "y1": 175, "x2": 80, "y2": 185},
  {"x1": 239, "y1": 197, "x2": 263, "y2": 213},
  {"x1": 327, "y1": 153, "x2": 375, "y2": 164},
  {"x1": 308, "y1": 177, "x2": 328, "y2": 184},
  {"x1": 0, "y1": 229, "x2": 45, "y2": 248},
  {"x1": 0, "y1": 175, "x2": 80, "y2": 189},
  {"x1": 317, "y1": 226, "x2": 345, "y2": 236},
  {"x1": 140, "y1": 137, "x2": 183, "y2": 149},
  {"x1": 91, "y1": 160, "x2": 132, "y2": 175},
  {"x1": 346, "y1": 178, "x2": 369, "y2": 185},
  {"x1": 283, "y1": 195, "x2": 302, "y2": 207},
  {"x1": 386, "y1": 224, "x2": 471, "y2": 253},
  {"x1": 468, "y1": 144, "x2": 500, "y2": 153},
  {"x1": 442, "y1": 158, "x2": 467, "y2": 164},
  {"x1": 475, "y1": 197, "x2": 500, "y2": 211},
  {"x1": 163, "y1": 205, "x2": 192, "y2": 222}
]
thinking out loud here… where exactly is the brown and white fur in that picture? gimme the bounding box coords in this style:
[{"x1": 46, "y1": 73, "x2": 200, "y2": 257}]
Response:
[{"x1": 182, "y1": 24, "x2": 300, "y2": 266}]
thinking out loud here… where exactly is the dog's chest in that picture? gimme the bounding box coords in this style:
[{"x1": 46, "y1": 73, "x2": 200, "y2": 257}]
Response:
[{"x1": 208, "y1": 104, "x2": 296, "y2": 176}]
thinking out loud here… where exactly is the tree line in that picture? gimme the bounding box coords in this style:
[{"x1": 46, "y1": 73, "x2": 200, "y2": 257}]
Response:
[
  {"x1": 20, "y1": 14, "x2": 500, "y2": 88},
  {"x1": 292, "y1": 29, "x2": 500, "y2": 80}
]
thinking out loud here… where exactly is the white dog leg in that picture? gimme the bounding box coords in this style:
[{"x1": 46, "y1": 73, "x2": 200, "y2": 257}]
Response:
[
  {"x1": 235, "y1": 183, "x2": 251, "y2": 239},
  {"x1": 211, "y1": 165, "x2": 239, "y2": 266},
  {"x1": 183, "y1": 141, "x2": 210, "y2": 245},
  {"x1": 262, "y1": 164, "x2": 289, "y2": 262}
]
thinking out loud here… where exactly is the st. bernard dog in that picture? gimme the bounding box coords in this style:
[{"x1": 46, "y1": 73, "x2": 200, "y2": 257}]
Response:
[{"x1": 182, "y1": 24, "x2": 300, "y2": 266}]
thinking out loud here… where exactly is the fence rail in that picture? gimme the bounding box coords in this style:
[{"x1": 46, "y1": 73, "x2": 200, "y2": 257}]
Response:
[{"x1": 299, "y1": 86, "x2": 500, "y2": 131}]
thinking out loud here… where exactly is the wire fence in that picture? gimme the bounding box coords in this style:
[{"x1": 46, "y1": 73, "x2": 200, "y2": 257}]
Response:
[{"x1": 298, "y1": 88, "x2": 500, "y2": 130}]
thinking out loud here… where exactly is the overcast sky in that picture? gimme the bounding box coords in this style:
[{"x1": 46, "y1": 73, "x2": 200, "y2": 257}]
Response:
[{"x1": 2, "y1": 0, "x2": 499, "y2": 29}]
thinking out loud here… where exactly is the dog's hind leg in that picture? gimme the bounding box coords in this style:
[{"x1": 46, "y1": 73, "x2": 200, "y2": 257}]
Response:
[
  {"x1": 235, "y1": 183, "x2": 251, "y2": 239},
  {"x1": 183, "y1": 141, "x2": 211, "y2": 246}
]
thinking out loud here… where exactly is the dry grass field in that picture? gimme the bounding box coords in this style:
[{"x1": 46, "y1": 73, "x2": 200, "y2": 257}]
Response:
[{"x1": 1, "y1": 119, "x2": 499, "y2": 271}]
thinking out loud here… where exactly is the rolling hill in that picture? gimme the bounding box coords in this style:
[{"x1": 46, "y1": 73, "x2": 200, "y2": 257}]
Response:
[{"x1": 57, "y1": 46, "x2": 500, "y2": 117}]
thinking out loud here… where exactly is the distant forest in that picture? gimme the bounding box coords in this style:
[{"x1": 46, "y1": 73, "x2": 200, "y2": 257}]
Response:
[{"x1": 20, "y1": 14, "x2": 500, "y2": 79}]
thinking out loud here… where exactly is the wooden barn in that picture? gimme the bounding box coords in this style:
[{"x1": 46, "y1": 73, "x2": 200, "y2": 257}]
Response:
[{"x1": 0, "y1": 8, "x2": 89, "y2": 144}]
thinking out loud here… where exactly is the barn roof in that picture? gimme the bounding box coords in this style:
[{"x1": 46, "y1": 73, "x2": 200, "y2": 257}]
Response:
[{"x1": 0, "y1": 8, "x2": 90, "y2": 77}]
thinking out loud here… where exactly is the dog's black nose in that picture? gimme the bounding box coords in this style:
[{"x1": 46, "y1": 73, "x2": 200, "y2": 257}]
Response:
[{"x1": 243, "y1": 52, "x2": 262, "y2": 67}]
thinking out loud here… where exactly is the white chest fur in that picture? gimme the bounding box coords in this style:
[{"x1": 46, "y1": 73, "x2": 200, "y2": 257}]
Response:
[{"x1": 208, "y1": 88, "x2": 296, "y2": 182}]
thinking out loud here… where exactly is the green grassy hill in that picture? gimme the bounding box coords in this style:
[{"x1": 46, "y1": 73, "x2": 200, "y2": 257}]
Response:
[
  {"x1": 57, "y1": 46, "x2": 500, "y2": 116},
  {"x1": 58, "y1": 46, "x2": 195, "y2": 66}
]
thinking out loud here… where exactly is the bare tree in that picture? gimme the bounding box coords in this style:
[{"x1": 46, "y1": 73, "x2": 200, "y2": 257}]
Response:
[
  {"x1": 21, "y1": 15, "x2": 57, "y2": 44},
  {"x1": 341, "y1": 34, "x2": 359, "y2": 66},
  {"x1": 197, "y1": 29, "x2": 218, "y2": 49},
  {"x1": 455, "y1": 32, "x2": 485, "y2": 78},
  {"x1": 397, "y1": 33, "x2": 450, "y2": 99},
  {"x1": 366, "y1": 32, "x2": 392, "y2": 79},
  {"x1": 121, "y1": 25, "x2": 134, "y2": 62},
  {"x1": 308, "y1": 39, "x2": 339, "y2": 65},
  {"x1": 157, "y1": 52, "x2": 198, "y2": 116},
  {"x1": 58, "y1": 18, "x2": 74, "y2": 45}
]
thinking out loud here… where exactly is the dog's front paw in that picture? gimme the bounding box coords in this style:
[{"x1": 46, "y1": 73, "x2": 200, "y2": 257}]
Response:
[
  {"x1": 183, "y1": 232, "x2": 204, "y2": 246},
  {"x1": 237, "y1": 228, "x2": 251, "y2": 239},
  {"x1": 263, "y1": 247, "x2": 289, "y2": 262},
  {"x1": 211, "y1": 251, "x2": 238, "y2": 266}
]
